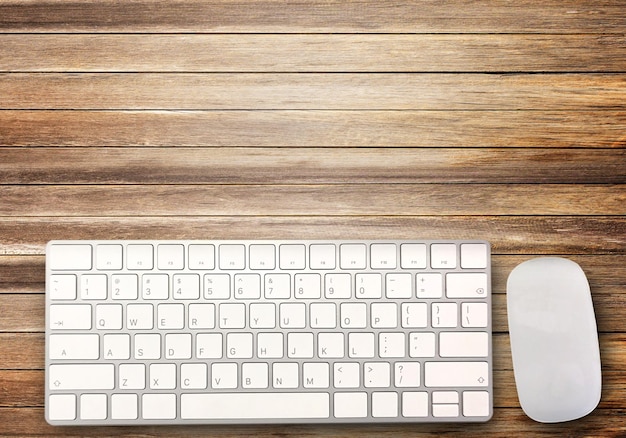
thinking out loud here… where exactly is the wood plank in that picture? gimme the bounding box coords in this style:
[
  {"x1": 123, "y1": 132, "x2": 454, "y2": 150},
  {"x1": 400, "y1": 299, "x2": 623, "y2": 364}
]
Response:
[
  {"x1": 2, "y1": 74, "x2": 624, "y2": 110},
  {"x1": 1, "y1": 407, "x2": 625, "y2": 436},
  {"x1": 3, "y1": 288, "x2": 624, "y2": 333},
  {"x1": 1, "y1": 0, "x2": 624, "y2": 33},
  {"x1": 0, "y1": 256, "x2": 42, "y2": 293},
  {"x1": 1, "y1": 185, "x2": 623, "y2": 217},
  {"x1": 2, "y1": 110, "x2": 625, "y2": 147},
  {"x1": 0, "y1": 216, "x2": 623, "y2": 256},
  {"x1": 3, "y1": 255, "x2": 625, "y2": 295},
  {"x1": 2, "y1": 148, "x2": 625, "y2": 184},
  {"x1": 0, "y1": 334, "x2": 43, "y2": 369},
  {"x1": 3, "y1": 34, "x2": 625, "y2": 73}
]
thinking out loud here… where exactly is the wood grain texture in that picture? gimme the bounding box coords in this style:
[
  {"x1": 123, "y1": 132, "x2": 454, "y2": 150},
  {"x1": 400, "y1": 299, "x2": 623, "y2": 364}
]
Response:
[
  {"x1": 0, "y1": 217, "x2": 624, "y2": 256},
  {"x1": 1, "y1": 185, "x2": 624, "y2": 216},
  {"x1": 1, "y1": 0, "x2": 625, "y2": 33},
  {"x1": 3, "y1": 34, "x2": 626, "y2": 73},
  {"x1": 3, "y1": 110, "x2": 625, "y2": 147},
  {"x1": 2, "y1": 73, "x2": 625, "y2": 110},
  {"x1": 2, "y1": 148, "x2": 625, "y2": 184},
  {"x1": 2, "y1": 0, "x2": 625, "y2": 435}
]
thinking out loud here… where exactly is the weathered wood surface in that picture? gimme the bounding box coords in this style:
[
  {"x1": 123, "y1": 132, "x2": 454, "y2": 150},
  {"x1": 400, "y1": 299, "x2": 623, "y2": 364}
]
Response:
[{"x1": 1, "y1": 0, "x2": 625, "y2": 435}]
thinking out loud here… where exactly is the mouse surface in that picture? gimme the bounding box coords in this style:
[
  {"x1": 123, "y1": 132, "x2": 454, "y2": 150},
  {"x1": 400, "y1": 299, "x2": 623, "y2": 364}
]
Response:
[{"x1": 507, "y1": 257, "x2": 601, "y2": 423}]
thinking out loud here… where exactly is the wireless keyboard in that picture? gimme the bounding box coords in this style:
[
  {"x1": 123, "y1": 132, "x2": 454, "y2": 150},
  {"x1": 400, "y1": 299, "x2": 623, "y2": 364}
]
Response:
[{"x1": 45, "y1": 239, "x2": 492, "y2": 425}]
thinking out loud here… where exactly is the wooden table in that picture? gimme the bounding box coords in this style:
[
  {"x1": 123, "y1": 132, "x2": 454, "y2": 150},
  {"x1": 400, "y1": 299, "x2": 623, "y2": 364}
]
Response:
[{"x1": 1, "y1": 1, "x2": 625, "y2": 436}]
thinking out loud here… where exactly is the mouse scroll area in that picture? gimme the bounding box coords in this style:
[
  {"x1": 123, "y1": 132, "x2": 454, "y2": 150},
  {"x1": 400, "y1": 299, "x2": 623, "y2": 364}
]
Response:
[{"x1": 507, "y1": 257, "x2": 601, "y2": 423}]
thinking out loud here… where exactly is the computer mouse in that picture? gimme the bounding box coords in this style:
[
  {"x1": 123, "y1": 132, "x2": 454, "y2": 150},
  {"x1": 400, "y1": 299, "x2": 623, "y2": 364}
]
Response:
[{"x1": 506, "y1": 257, "x2": 601, "y2": 423}]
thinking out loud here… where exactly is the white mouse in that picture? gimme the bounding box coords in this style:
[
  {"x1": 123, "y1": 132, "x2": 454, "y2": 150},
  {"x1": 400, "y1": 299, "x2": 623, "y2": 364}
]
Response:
[{"x1": 506, "y1": 257, "x2": 601, "y2": 423}]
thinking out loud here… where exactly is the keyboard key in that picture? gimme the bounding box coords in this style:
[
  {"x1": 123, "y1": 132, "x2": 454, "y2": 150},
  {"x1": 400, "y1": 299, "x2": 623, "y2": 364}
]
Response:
[
  {"x1": 181, "y1": 393, "x2": 330, "y2": 419},
  {"x1": 379, "y1": 332, "x2": 405, "y2": 358},
  {"x1": 279, "y1": 244, "x2": 306, "y2": 269},
  {"x1": 295, "y1": 273, "x2": 321, "y2": 299},
  {"x1": 394, "y1": 362, "x2": 420, "y2": 387},
  {"x1": 49, "y1": 334, "x2": 99, "y2": 360},
  {"x1": 119, "y1": 364, "x2": 146, "y2": 390},
  {"x1": 318, "y1": 332, "x2": 344, "y2": 358},
  {"x1": 111, "y1": 394, "x2": 137, "y2": 420},
  {"x1": 150, "y1": 363, "x2": 176, "y2": 389},
  {"x1": 234, "y1": 274, "x2": 261, "y2": 299},
  {"x1": 432, "y1": 302, "x2": 457, "y2": 328},
  {"x1": 372, "y1": 392, "x2": 398, "y2": 417},
  {"x1": 80, "y1": 274, "x2": 107, "y2": 300},
  {"x1": 49, "y1": 304, "x2": 91, "y2": 330},
  {"x1": 334, "y1": 362, "x2": 360, "y2": 388},
  {"x1": 157, "y1": 244, "x2": 184, "y2": 270},
  {"x1": 446, "y1": 273, "x2": 488, "y2": 298},
  {"x1": 142, "y1": 274, "x2": 169, "y2": 300},
  {"x1": 309, "y1": 244, "x2": 336, "y2": 269},
  {"x1": 433, "y1": 404, "x2": 459, "y2": 417},
  {"x1": 249, "y1": 244, "x2": 275, "y2": 269},
  {"x1": 364, "y1": 362, "x2": 390, "y2": 388},
  {"x1": 95, "y1": 304, "x2": 123, "y2": 330},
  {"x1": 334, "y1": 392, "x2": 367, "y2": 418},
  {"x1": 272, "y1": 362, "x2": 298, "y2": 388},
  {"x1": 127, "y1": 304, "x2": 154, "y2": 330},
  {"x1": 80, "y1": 394, "x2": 107, "y2": 420},
  {"x1": 188, "y1": 244, "x2": 215, "y2": 269},
  {"x1": 324, "y1": 273, "x2": 351, "y2": 299},
  {"x1": 340, "y1": 244, "x2": 366, "y2": 269},
  {"x1": 355, "y1": 273, "x2": 382, "y2": 298},
  {"x1": 127, "y1": 244, "x2": 153, "y2": 270},
  {"x1": 400, "y1": 243, "x2": 427, "y2": 269},
  {"x1": 48, "y1": 394, "x2": 76, "y2": 420},
  {"x1": 204, "y1": 274, "x2": 230, "y2": 299},
  {"x1": 219, "y1": 244, "x2": 246, "y2": 270},
  {"x1": 103, "y1": 333, "x2": 130, "y2": 359},
  {"x1": 242, "y1": 363, "x2": 269, "y2": 389},
  {"x1": 401, "y1": 303, "x2": 427, "y2": 328},
  {"x1": 157, "y1": 304, "x2": 184, "y2": 329},
  {"x1": 402, "y1": 392, "x2": 428, "y2": 417},
  {"x1": 49, "y1": 244, "x2": 92, "y2": 271},
  {"x1": 143, "y1": 394, "x2": 176, "y2": 420},
  {"x1": 415, "y1": 273, "x2": 442, "y2": 298},
  {"x1": 371, "y1": 303, "x2": 397, "y2": 328},
  {"x1": 49, "y1": 274, "x2": 76, "y2": 300},
  {"x1": 424, "y1": 362, "x2": 489, "y2": 387},
  {"x1": 249, "y1": 303, "x2": 276, "y2": 328},
  {"x1": 409, "y1": 332, "x2": 435, "y2": 357},
  {"x1": 49, "y1": 364, "x2": 114, "y2": 390},
  {"x1": 134, "y1": 333, "x2": 161, "y2": 359},
  {"x1": 181, "y1": 363, "x2": 208, "y2": 389},
  {"x1": 386, "y1": 273, "x2": 412, "y2": 298},
  {"x1": 461, "y1": 302, "x2": 489, "y2": 328},
  {"x1": 111, "y1": 274, "x2": 138, "y2": 300},
  {"x1": 173, "y1": 274, "x2": 200, "y2": 300},
  {"x1": 165, "y1": 333, "x2": 192, "y2": 359},
  {"x1": 431, "y1": 243, "x2": 457, "y2": 269},
  {"x1": 370, "y1": 243, "x2": 397, "y2": 269},
  {"x1": 439, "y1": 332, "x2": 489, "y2": 357},
  {"x1": 264, "y1": 273, "x2": 290, "y2": 299},
  {"x1": 463, "y1": 391, "x2": 491, "y2": 417},
  {"x1": 96, "y1": 244, "x2": 123, "y2": 270},
  {"x1": 460, "y1": 243, "x2": 488, "y2": 269}
]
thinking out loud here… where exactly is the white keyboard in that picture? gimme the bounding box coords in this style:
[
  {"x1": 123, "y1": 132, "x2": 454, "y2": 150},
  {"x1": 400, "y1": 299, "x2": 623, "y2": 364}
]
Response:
[{"x1": 45, "y1": 240, "x2": 492, "y2": 425}]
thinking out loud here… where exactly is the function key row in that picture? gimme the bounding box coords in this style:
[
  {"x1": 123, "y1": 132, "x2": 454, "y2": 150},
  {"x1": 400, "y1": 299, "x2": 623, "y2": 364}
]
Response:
[{"x1": 49, "y1": 242, "x2": 488, "y2": 272}]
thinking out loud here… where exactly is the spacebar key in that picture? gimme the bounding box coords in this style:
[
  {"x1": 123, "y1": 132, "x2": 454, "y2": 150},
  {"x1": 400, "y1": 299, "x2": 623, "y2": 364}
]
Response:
[{"x1": 181, "y1": 393, "x2": 330, "y2": 419}]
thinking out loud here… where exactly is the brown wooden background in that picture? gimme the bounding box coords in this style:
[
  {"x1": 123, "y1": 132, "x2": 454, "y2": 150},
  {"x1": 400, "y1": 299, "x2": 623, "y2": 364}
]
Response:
[{"x1": 1, "y1": 1, "x2": 625, "y2": 436}]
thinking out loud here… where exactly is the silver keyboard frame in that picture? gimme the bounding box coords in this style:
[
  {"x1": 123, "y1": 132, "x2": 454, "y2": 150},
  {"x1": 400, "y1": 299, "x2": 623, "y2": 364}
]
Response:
[{"x1": 45, "y1": 239, "x2": 492, "y2": 425}]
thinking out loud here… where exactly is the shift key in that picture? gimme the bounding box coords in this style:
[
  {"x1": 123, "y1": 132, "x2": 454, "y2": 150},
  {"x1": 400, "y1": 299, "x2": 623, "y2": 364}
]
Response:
[{"x1": 49, "y1": 364, "x2": 114, "y2": 390}]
